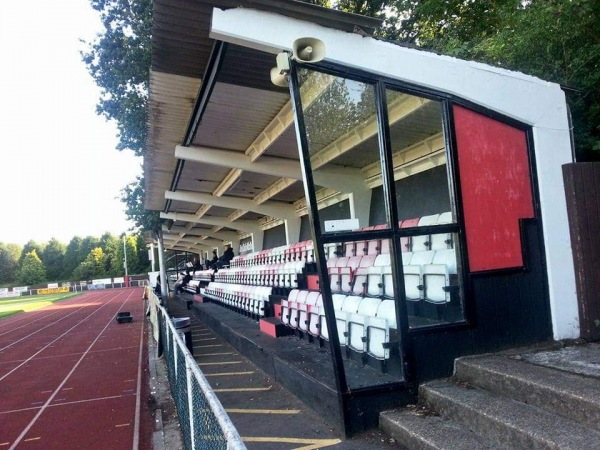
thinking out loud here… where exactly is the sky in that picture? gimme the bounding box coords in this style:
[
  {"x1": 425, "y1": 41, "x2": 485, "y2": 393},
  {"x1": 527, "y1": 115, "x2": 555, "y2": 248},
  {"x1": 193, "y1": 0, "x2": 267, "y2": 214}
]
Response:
[{"x1": 0, "y1": 1, "x2": 142, "y2": 247}]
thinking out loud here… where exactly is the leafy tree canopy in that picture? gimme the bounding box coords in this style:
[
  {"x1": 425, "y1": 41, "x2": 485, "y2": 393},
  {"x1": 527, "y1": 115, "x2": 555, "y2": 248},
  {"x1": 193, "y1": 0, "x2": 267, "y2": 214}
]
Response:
[
  {"x1": 120, "y1": 175, "x2": 161, "y2": 233},
  {"x1": 72, "y1": 247, "x2": 108, "y2": 281},
  {"x1": 0, "y1": 242, "x2": 22, "y2": 284},
  {"x1": 82, "y1": 0, "x2": 153, "y2": 156},
  {"x1": 18, "y1": 250, "x2": 47, "y2": 285},
  {"x1": 392, "y1": 0, "x2": 600, "y2": 160},
  {"x1": 19, "y1": 240, "x2": 44, "y2": 266},
  {"x1": 42, "y1": 238, "x2": 66, "y2": 282}
]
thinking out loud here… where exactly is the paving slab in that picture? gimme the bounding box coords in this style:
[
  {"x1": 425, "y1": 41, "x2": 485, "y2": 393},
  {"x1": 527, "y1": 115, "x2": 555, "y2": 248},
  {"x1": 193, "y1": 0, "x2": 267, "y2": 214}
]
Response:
[{"x1": 519, "y1": 342, "x2": 600, "y2": 379}]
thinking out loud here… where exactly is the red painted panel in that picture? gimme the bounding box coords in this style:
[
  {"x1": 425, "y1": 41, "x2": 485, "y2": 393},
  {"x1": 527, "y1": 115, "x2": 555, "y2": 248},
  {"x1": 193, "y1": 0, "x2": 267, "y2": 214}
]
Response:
[{"x1": 454, "y1": 106, "x2": 534, "y2": 271}]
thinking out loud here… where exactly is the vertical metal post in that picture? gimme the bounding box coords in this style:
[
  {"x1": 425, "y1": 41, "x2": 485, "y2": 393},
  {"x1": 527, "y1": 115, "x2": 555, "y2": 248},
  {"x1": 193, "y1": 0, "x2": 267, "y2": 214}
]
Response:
[
  {"x1": 287, "y1": 62, "x2": 349, "y2": 399},
  {"x1": 186, "y1": 359, "x2": 196, "y2": 449},
  {"x1": 173, "y1": 329, "x2": 178, "y2": 380},
  {"x1": 157, "y1": 232, "x2": 169, "y2": 300},
  {"x1": 123, "y1": 236, "x2": 129, "y2": 277}
]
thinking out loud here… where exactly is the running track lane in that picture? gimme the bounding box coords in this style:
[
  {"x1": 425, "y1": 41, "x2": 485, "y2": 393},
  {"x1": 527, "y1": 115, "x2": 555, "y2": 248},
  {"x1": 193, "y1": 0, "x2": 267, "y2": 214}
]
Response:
[{"x1": 0, "y1": 288, "x2": 152, "y2": 450}]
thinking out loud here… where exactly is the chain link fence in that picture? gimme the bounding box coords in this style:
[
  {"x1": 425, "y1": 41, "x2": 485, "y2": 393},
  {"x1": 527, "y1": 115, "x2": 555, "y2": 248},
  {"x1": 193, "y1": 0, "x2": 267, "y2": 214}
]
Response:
[{"x1": 148, "y1": 290, "x2": 246, "y2": 450}]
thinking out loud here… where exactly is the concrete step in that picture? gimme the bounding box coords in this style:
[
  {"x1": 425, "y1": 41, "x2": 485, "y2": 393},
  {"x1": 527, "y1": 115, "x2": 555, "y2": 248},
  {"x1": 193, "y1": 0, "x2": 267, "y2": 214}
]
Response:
[
  {"x1": 380, "y1": 407, "x2": 499, "y2": 450},
  {"x1": 454, "y1": 355, "x2": 600, "y2": 431},
  {"x1": 421, "y1": 379, "x2": 600, "y2": 449}
]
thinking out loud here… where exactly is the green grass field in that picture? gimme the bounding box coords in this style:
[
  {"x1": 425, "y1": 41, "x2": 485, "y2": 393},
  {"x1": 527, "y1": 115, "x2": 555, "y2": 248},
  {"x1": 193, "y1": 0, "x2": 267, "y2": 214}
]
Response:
[{"x1": 0, "y1": 293, "x2": 80, "y2": 319}]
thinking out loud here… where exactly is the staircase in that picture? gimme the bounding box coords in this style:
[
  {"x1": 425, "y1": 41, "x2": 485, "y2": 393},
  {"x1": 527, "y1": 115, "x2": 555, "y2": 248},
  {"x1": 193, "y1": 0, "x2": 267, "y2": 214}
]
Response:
[{"x1": 380, "y1": 346, "x2": 600, "y2": 449}]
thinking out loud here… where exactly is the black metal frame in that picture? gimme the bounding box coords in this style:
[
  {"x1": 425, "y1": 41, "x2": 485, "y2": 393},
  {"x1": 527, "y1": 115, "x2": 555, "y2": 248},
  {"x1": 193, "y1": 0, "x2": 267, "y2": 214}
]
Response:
[{"x1": 286, "y1": 49, "x2": 552, "y2": 435}]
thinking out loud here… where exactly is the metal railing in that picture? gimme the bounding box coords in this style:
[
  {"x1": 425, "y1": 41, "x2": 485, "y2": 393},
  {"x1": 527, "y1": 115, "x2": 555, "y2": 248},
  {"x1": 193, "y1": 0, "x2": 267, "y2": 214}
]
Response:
[{"x1": 147, "y1": 290, "x2": 246, "y2": 450}]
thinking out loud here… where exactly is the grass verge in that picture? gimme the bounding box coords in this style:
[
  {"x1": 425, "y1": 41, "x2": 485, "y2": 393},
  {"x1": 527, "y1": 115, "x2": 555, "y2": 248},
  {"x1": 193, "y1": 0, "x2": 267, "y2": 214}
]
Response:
[{"x1": 0, "y1": 292, "x2": 80, "y2": 319}]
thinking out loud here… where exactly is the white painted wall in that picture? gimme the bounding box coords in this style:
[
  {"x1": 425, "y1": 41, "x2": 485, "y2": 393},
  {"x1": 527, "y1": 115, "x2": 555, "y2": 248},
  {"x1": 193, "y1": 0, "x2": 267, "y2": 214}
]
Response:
[{"x1": 211, "y1": 7, "x2": 579, "y2": 340}]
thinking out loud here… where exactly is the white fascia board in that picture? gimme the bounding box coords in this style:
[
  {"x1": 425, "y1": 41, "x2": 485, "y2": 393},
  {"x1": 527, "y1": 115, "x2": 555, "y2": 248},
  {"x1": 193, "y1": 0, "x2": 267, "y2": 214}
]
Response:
[{"x1": 212, "y1": 7, "x2": 578, "y2": 339}]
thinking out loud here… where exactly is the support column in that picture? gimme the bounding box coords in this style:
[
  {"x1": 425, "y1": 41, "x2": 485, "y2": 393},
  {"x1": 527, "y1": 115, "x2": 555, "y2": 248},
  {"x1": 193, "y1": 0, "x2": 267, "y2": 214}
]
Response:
[
  {"x1": 252, "y1": 231, "x2": 264, "y2": 252},
  {"x1": 285, "y1": 216, "x2": 301, "y2": 245},
  {"x1": 349, "y1": 189, "x2": 373, "y2": 229},
  {"x1": 149, "y1": 243, "x2": 156, "y2": 272},
  {"x1": 156, "y1": 231, "x2": 169, "y2": 299},
  {"x1": 229, "y1": 237, "x2": 240, "y2": 255}
]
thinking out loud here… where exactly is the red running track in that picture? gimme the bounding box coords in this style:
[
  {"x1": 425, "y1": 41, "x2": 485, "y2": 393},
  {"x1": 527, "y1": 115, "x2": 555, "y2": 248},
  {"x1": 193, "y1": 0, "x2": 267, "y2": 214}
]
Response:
[{"x1": 0, "y1": 288, "x2": 152, "y2": 450}]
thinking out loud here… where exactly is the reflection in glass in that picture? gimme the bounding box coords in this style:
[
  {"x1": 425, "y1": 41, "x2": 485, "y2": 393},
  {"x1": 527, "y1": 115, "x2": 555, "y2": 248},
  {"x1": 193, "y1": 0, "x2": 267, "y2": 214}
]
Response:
[
  {"x1": 298, "y1": 68, "x2": 402, "y2": 386},
  {"x1": 298, "y1": 69, "x2": 387, "y2": 231}
]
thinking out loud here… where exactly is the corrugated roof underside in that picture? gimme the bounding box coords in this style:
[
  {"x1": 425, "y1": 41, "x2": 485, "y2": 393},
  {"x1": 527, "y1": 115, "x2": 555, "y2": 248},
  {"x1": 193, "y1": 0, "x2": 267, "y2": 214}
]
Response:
[
  {"x1": 192, "y1": 82, "x2": 289, "y2": 150},
  {"x1": 145, "y1": 71, "x2": 201, "y2": 210}
]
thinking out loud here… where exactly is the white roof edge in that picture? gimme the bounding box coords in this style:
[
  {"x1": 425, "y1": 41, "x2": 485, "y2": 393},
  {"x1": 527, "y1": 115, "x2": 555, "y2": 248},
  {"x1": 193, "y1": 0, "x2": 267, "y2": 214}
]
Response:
[{"x1": 211, "y1": 7, "x2": 567, "y2": 130}]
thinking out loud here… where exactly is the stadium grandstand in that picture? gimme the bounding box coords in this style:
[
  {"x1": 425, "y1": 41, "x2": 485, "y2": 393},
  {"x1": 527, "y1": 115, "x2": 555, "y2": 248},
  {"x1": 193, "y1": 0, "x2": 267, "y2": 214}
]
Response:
[{"x1": 144, "y1": 0, "x2": 580, "y2": 437}]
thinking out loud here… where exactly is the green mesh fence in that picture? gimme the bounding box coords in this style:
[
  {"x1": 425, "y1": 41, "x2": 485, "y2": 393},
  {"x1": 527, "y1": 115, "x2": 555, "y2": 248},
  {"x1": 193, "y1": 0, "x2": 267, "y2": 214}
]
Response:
[
  {"x1": 191, "y1": 378, "x2": 228, "y2": 450},
  {"x1": 150, "y1": 294, "x2": 245, "y2": 450}
]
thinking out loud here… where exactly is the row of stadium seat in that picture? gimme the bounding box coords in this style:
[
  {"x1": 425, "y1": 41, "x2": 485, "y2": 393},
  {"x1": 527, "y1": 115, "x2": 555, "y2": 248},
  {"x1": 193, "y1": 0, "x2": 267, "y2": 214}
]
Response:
[
  {"x1": 326, "y1": 211, "x2": 454, "y2": 258},
  {"x1": 281, "y1": 290, "x2": 397, "y2": 361},
  {"x1": 226, "y1": 211, "x2": 453, "y2": 268},
  {"x1": 326, "y1": 249, "x2": 458, "y2": 304},
  {"x1": 214, "y1": 260, "x2": 306, "y2": 289},
  {"x1": 230, "y1": 241, "x2": 315, "y2": 267},
  {"x1": 202, "y1": 283, "x2": 272, "y2": 319}
]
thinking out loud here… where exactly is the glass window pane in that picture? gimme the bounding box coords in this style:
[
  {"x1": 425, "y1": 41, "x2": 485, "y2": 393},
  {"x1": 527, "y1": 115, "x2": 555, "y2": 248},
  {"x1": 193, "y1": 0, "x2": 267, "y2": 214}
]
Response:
[
  {"x1": 298, "y1": 69, "x2": 402, "y2": 386},
  {"x1": 386, "y1": 90, "x2": 452, "y2": 221},
  {"x1": 403, "y1": 232, "x2": 464, "y2": 327},
  {"x1": 298, "y1": 69, "x2": 388, "y2": 232}
]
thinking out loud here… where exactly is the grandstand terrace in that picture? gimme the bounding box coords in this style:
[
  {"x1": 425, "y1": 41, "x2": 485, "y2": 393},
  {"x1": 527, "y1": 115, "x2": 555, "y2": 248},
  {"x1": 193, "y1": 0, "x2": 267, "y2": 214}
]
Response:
[{"x1": 144, "y1": 0, "x2": 578, "y2": 436}]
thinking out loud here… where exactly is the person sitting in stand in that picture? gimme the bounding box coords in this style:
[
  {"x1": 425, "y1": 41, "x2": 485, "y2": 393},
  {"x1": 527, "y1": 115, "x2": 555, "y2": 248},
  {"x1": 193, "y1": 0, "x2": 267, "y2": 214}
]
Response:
[
  {"x1": 213, "y1": 244, "x2": 234, "y2": 271},
  {"x1": 177, "y1": 269, "x2": 193, "y2": 294},
  {"x1": 193, "y1": 258, "x2": 202, "y2": 271},
  {"x1": 209, "y1": 249, "x2": 218, "y2": 268}
]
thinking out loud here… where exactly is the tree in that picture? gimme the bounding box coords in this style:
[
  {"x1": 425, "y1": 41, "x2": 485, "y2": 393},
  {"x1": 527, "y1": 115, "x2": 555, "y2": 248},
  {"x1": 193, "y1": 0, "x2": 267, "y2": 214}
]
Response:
[
  {"x1": 134, "y1": 233, "x2": 151, "y2": 273},
  {"x1": 120, "y1": 175, "x2": 161, "y2": 233},
  {"x1": 0, "y1": 242, "x2": 22, "y2": 284},
  {"x1": 82, "y1": 0, "x2": 153, "y2": 156},
  {"x1": 19, "y1": 240, "x2": 44, "y2": 266},
  {"x1": 392, "y1": 0, "x2": 600, "y2": 160},
  {"x1": 72, "y1": 247, "x2": 108, "y2": 281},
  {"x1": 63, "y1": 236, "x2": 83, "y2": 279},
  {"x1": 42, "y1": 238, "x2": 66, "y2": 282},
  {"x1": 101, "y1": 233, "x2": 122, "y2": 276},
  {"x1": 18, "y1": 250, "x2": 47, "y2": 285},
  {"x1": 80, "y1": 236, "x2": 101, "y2": 262}
]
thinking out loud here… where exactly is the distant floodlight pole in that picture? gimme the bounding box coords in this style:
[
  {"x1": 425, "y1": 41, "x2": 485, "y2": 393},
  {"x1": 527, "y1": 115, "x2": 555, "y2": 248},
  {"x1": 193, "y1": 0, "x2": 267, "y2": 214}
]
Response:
[{"x1": 123, "y1": 235, "x2": 129, "y2": 277}]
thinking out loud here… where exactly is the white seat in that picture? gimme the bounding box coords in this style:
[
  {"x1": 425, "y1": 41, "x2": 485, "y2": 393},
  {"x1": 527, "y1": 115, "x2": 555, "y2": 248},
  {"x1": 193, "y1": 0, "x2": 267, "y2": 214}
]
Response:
[
  {"x1": 307, "y1": 294, "x2": 323, "y2": 337},
  {"x1": 288, "y1": 290, "x2": 309, "y2": 329},
  {"x1": 347, "y1": 297, "x2": 382, "y2": 355},
  {"x1": 367, "y1": 300, "x2": 397, "y2": 360},
  {"x1": 404, "y1": 251, "x2": 435, "y2": 301},
  {"x1": 319, "y1": 294, "x2": 346, "y2": 341},
  {"x1": 430, "y1": 211, "x2": 454, "y2": 250},
  {"x1": 423, "y1": 249, "x2": 458, "y2": 304},
  {"x1": 335, "y1": 295, "x2": 363, "y2": 347},
  {"x1": 298, "y1": 291, "x2": 320, "y2": 333},
  {"x1": 411, "y1": 214, "x2": 440, "y2": 252},
  {"x1": 281, "y1": 289, "x2": 300, "y2": 327},
  {"x1": 366, "y1": 267, "x2": 384, "y2": 297}
]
